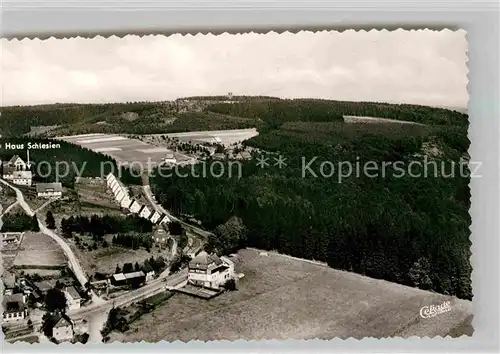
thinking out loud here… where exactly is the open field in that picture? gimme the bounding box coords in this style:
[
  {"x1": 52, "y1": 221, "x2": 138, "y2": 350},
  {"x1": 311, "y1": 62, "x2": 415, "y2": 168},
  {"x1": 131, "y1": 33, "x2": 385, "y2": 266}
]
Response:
[
  {"x1": 74, "y1": 177, "x2": 122, "y2": 212},
  {"x1": 110, "y1": 248, "x2": 472, "y2": 342},
  {"x1": 56, "y1": 133, "x2": 174, "y2": 169},
  {"x1": 70, "y1": 241, "x2": 166, "y2": 276},
  {"x1": 13, "y1": 232, "x2": 67, "y2": 268},
  {"x1": 56, "y1": 129, "x2": 258, "y2": 171},
  {"x1": 0, "y1": 186, "x2": 17, "y2": 208},
  {"x1": 20, "y1": 268, "x2": 61, "y2": 278}
]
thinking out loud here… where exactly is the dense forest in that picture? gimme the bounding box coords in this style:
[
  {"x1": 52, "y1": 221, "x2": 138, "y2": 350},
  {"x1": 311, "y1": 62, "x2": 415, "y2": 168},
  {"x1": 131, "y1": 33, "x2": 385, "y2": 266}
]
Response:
[
  {"x1": 60, "y1": 214, "x2": 153, "y2": 238},
  {"x1": 150, "y1": 99, "x2": 471, "y2": 300},
  {"x1": 0, "y1": 102, "x2": 175, "y2": 137},
  {"x1": 0, "y1": 138, "x2": 140, "y2": 187}
]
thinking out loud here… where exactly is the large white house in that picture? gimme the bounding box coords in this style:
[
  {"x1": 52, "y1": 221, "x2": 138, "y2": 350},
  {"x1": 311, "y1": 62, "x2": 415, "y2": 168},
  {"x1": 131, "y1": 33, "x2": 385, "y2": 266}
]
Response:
[
  {"x1": 120, "y1": 194, "x2": 132, "y2": 209},
  {"x1": 187, "y1": 251, "x2": 235, "y2": 290},
  {"x1": 52, "y1": 316, "x2": 73, "y2": 342},
  {"x1": 1, "y1": 155, "x2": 32, "y2": 186},
  {"x1": 7, "y1": 155, "x2": 28, "y2": 170},
  {"x1": 163, "y1": 152, "x2": 177, "y2": 166},
  {"x1": 139, "y1": 205, "x2": 152, "y2": 219},
  {"x1": 36, "y1": 182, "x2": 63, "y2": 198}
]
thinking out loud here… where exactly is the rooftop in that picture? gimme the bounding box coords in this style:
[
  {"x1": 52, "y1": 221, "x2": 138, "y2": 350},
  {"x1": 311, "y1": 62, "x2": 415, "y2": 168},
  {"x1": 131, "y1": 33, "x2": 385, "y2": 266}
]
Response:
[
  {"x1": 8, "y1": 155, "x2": 23, "y2": 165},
  {"x1": 189, "y1": 251, "x2": 223, "y2": 270},
  {"x1": 124, "y1": 271, "x2": 146, "y2": 279},
  {"x1": 34, "y1": 280, "x2": 55, "y2": 292},
  {"x1": 13, "y1": 170, "x2": 33, "y2": 179}
]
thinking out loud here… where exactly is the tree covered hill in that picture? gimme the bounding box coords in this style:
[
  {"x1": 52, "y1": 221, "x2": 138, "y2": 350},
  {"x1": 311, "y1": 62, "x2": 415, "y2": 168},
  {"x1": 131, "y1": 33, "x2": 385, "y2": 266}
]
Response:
[
  {"x1": 0, "y1": 137, "x2": 140, "y2": 187},
  {"x1": 206, "y1": 98, "x2": 469, "y2": 129},
  {"x1": 0, "y1": 102, "x2": 175, "y2": 137}
]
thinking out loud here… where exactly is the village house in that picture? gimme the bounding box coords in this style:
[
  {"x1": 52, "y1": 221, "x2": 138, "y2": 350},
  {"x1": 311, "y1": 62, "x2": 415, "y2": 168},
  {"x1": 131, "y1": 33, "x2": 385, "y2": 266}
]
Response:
[
  {"x1": 2, "y1": 293, "x2": 28, "y2": 325},
  {"x1": 33, "y1": 279, "x2": 57, "y2": 295},
  {"x1": 120, "y1": 194, "x2": 132, "y2": 209},
  {"x1": 142, "y1": 263, "x2": 156, "y2": 283},
  {"x1": 51, "y1": 316, "x2": 74, "y2": 342},
  {"x1": 3, "y1": 273, "x2": 17, "y2": 296},
  {"x1": 64, "y1": 286, "x2": 82, "y2": 311},
  {"x1": 115, "y1": 188, "x2": 126, "y2": 203},
  {"x1": 159, "y1": 214, "x2": 171, "y2": 224},
  {"x1": 150, "y1": 211, "x2": 162, "y2": 224},
  {"x1": 2, "y1": 232, "x2": 22, "y2": 247},
  {"x1": 129, "y1": 200, "x2": 142, "y2": 213},
  {"x1": 3, "y1": 155, "x2": 28, "y2": 171},
  {"x1": 153, "y1": 224, "x2": 168, "y2": 243},
  {"x1": 187, "y1": 251, "x2": 235, "y2": 290},
  {"x1": 12, "y1": 170, "x2": 33, "y2": 186},
  {"x1": 163, "y1": 151, "x2": 177, "y2": 166},
  {"x1": 36, "y1": 182, "x2": 63, "y2": 198},
  {"x1": 111, "y1": 181, "x2": 122, "y2": 195}
]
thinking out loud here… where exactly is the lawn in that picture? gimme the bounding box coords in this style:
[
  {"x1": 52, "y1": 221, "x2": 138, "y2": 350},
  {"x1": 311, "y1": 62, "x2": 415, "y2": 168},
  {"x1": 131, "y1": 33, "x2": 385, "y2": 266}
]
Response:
[
  {"x1": 75, "y1": 178, "x2": 122, "y2": 213},
  {"x1": 110, "y1": 248, "x2": 473, "y2": 342},
  {"x1": 13, "y1": 232, "x2": 66, "y2": 268},
  {"x1": 0, "y1": 186, "x2": 17, "y2": 209},
  {"x1": 71, "y1": 240, "x2": 169, "y2": 276}
]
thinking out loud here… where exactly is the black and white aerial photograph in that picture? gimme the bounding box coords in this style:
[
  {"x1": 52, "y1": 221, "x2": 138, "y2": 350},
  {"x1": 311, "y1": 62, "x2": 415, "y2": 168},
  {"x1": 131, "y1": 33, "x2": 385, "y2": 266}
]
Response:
[{"x1": 1, "y1": 29, "x2": 472, "y2": 344}]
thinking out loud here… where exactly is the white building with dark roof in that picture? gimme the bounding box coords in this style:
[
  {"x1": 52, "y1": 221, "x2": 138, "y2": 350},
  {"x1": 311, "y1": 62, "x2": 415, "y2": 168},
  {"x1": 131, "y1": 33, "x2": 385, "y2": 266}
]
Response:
[
  {"x1": 12, "y1": 170, "x2": 33, "y2": 186},
  {"x1": 187, "y1": 251, "x2": 235, "y2": 290},
  {"x1": 109, "y1": 271, "x2": 146, "y2": 288},
  {"x1": 64, "y1": 286, "x2": 82, "y2": 311},
  {"x1": 7, "y1": 155, "x2": 27, "y2": 170},
  {"x1": 139, "y1": 205, "x2": 152, "y2": 219},
  {"x1": 129, "y1": 200, "x2": 141, "y2": 213},
  {"x1": 150, "y1": 211, "x2": 162, "y2": 224},
  {"x1": 36, "y1": 182, "x2": 63, "y2": 198}
]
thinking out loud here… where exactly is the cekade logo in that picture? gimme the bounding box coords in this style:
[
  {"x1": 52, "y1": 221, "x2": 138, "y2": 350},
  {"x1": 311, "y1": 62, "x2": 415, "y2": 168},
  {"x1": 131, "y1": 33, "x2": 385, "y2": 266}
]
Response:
[{"x1": 420, "y1": 301, "x2": 452, "y2": 319}]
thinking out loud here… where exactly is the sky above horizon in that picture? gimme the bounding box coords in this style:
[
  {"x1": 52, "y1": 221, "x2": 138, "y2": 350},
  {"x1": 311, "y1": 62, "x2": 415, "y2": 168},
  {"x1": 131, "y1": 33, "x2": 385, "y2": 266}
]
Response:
[{"x1": 1, "y1": 30, "x2": 468, "y2": 108}]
